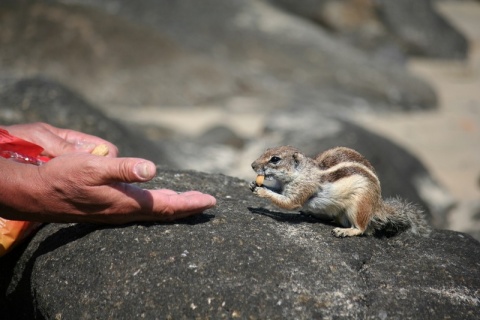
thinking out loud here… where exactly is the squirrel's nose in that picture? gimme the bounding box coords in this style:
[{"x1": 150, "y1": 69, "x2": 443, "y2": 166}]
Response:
[{"x1": 251, "y1": 162, "x2": 261, "y2": 173}]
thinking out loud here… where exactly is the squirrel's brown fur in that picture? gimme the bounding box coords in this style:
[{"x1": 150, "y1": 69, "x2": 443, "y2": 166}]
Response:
[{"x1": 250, "y1": 146, "x2": 430, "y2": 237}]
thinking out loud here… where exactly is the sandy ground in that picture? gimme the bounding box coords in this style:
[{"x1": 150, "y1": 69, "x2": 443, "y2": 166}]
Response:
[{"x1": 355, "y1": 1, "x2": 480, "y2": 232}]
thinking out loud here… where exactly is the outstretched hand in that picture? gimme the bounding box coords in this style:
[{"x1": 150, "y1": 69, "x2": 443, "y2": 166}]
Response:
[{"x1": 0, "y1": 123, "x2": 216, "y2": 223}]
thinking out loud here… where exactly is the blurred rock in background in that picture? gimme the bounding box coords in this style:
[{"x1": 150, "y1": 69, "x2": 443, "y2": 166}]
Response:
[
  {"x1": 0, "y1": 0, "x2": 478, "y2": 234},
  {"x1": 1, "y1": 1, "x2": 480, "y2": 319},
  {"x1": 1, "y1": 0, "x2": 437, "y2": 109},
  {"x1": 267, "y1": 0, "x2": 468, "y2": 61}
]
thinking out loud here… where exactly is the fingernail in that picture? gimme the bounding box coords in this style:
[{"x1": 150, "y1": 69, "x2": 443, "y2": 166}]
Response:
[
  {"x1": 134, "y1": 162, "x2": 155, "y2": 180},
  {"x1": 208, "y1": 195, "x2": 217, "y2": 206},
  {"x1": 75, "y1": 141, "x2": 96, "y2": 152}
]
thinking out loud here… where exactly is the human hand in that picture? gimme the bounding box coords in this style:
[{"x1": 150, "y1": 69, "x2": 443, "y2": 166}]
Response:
[
  {"x1": 1, "y1": 153, "x2": 216, "y2": 223},
  {"x1": 1, "y1": 122, "x2": 118, "y2": 157},
  {"x1": 0, "y1": 123, "x2": 217, "y2": 223}
]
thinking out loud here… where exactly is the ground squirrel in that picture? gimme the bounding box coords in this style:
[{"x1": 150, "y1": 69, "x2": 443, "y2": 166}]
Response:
[{"x1": 249, "y1": 146, "x2": 430, "y2": 237}]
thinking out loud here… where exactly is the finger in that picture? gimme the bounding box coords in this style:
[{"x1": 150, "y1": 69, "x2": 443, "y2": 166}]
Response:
[
  {"x1": 45, "y1": 154, "x2": 157, "y2": 186},
  {"x1": 151, "y1": 191, "x2": 217, "y2": 217},
  {"x1": 94, "y1": 157, "x2": 158, "y2": 184},
  {"x1": 178, "y1": 191, "x2": 206, "y2": 196},
  {"x1": 103, "y1": 186, "x2": 215, "y2": 223},
  {"x1": 72, "y1": 138, "x2": 118, "y2": 157},
  {"x1": 53, "y1": 129, "x2": 119, "y2": 157},
  {"x1": 155, "y1": 189, "x2": 180, "y2": 195},
  {"x1": 14, "y1": 122, "x2": 87, "y2": 157},
  {"x1": 38, "y1": 135, "x2": 80, "y2": 157},
  {"x1": 156, "y1": 190, "x2": 207, "y2": 197}
]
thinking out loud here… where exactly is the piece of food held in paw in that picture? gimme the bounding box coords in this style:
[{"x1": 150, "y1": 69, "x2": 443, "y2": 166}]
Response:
[
  {"x1": 255, "y1": 175, "x2": 265, "y2": 186},
  {"x1": 254, "y1": 175, "x2": 283, "y2": 192}
]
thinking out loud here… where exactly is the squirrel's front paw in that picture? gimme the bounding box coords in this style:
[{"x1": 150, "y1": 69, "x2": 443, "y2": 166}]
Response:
[{"x1": 249, "y1": 182, "x2": 268, "y2": 197}]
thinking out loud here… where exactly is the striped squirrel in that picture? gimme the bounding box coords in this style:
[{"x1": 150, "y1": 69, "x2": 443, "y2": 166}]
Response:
[{"x1": 249, "y1": 146, "x2": 430, "y2": 237}]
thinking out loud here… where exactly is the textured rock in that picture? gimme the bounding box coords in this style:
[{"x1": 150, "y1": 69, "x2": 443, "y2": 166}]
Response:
[
  {"x1": 0, "y1": 77, "x2": 175, "y2": 166},
  {"x1": 1, "y1": 169, "x2": 479, "y2": 319},
  {"x1": 264, "y1": 112, "x2": 456, "y2": 228},
  {"x1": 0, "y1": 1, "x2": 475, "y2": 317},
  {"x1": 0, "y1": 76, "x2": 453, "y2": 228},
  {"x1": 268, "y1": 0, "x2": 468, "y2": 60},
  {"x1": 197, "y1": 125, "x2": 247, "y2": 150},
  {"x1": 267, "y1": 0, "x2": 405, "y2": 63},
  {"x1": 0, "y1": 0, "x2": 437, "y2": 110},
  {"x1": 0, "y1": 1, "x2": 233, "y2": 107},
  {"x1": 174, "y1": 110, "x2": 455, "y2": 228},
  {"x1": 376, "y1": 0, "x2": 468, "y2": 59}
]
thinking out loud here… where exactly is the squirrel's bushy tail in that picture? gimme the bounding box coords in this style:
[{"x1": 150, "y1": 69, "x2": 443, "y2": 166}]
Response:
[{"x1": 371, "y1": 197, "x2": 431, "y2": 236}]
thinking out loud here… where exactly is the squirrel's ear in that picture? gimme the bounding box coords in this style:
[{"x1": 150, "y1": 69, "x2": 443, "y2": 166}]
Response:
[{"x1": 293, "y1": 152, "x2": 303, "y2": 167}]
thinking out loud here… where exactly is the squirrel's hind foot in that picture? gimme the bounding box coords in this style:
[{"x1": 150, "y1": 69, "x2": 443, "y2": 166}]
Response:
[{"x1": 332, "y1": 227, "x2": 364, "y2": 237}]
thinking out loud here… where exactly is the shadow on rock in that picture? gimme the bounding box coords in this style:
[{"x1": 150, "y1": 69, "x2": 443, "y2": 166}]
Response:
[{"x1": 248, "y1": 206, "x2": 332, "y2": 225}]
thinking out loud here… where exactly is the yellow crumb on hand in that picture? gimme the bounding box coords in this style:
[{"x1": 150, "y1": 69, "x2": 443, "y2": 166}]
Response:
[
  {"x1": 91, "y1": 144, "x2": 109, "y2": 156},
  {"x1": 255, "y1": 175, "x2": 264, "y2": 186}
]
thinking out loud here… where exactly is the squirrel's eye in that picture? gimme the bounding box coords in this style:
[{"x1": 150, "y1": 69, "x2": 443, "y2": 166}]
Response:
[{"x1": 269, "y1": 156, "x2": 281, "y2": 164}]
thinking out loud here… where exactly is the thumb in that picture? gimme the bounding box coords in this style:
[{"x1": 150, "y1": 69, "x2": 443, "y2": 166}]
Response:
[
  {"x1": 102, "y1": 158, "x2": 157, "y2": 183},
  {"x1": 131, "y1": 161, "x2": 157, "y2": 181}
]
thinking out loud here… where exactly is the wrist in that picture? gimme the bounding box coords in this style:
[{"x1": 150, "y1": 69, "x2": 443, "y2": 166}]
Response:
[{"x1": 0, "y1": 159, "x2": 45, "y2": 221}]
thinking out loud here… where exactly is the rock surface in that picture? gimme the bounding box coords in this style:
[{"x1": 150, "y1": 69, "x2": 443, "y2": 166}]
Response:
[
  {"x1": 0, "y1": 75, "x2": 454, "y2": 228},
  {"x1": 0, "y1": 1, "x2": 478, "y2": 318},
  {"x1": 0, "y1": 0, "x2": 437, "y2": 109},
  {"x1": 0, "y1": 0, "x2": 458, "y2": 228},
  {"x1": 268, "y1": 0, "x2": 468, "y2": 60},
  {"x1": 1, "y1": 170, "x2": 479, "y2": 319},
  {"x1": 170, "y1": 110, "x2": 455, "y2": 228},
  {"x1": 376, "y1": 0, "x2": 468, "y2": 59},
  {"x1": 0, "y1": 77, "x2": 175, "y2": 166}
]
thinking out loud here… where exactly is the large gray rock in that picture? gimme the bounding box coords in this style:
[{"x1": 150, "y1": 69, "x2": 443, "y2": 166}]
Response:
[
  {"x1": 0, "y1": 0, "x2": 437, "y2": 110},
  {"x1": 264, "y1": 112, "x2": 455, "y2": 228},
  {"x1": 376, "y1": 0, "x2": 468, "y2": 59},
  {"x1": 0, "y1": 75, "x2": 453, "y2": 228},
  {"x1": 0, "y1": 1, "x2": 234, "y2": 107},
  {"x1": 266, "y1": 0, "x2": 407, "y2": 63},
  {"x1": 0, "y1": 77, "x2": 175, "y2": 166},
  {"x1": 1, "y1": 169, "x2": 479, "y2": 319},
  {"x1": 168, "y1": 110, "x2": 455, "y2": 228},
  {"x1": 267, "y1": 0, "x2": 468, "y2": 60}
]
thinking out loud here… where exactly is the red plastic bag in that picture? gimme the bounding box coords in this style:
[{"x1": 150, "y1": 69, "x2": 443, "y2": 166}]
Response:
[{"x1": 0, "y1": 128, "x2": 48, "y2": 256}]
